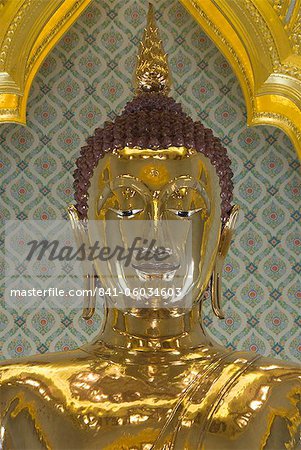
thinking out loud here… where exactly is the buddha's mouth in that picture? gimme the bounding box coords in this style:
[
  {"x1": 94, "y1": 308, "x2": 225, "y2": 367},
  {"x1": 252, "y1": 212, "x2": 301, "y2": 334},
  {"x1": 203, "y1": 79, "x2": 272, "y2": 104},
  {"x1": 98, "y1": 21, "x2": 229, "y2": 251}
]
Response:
[{"x1": 131, "y1": 262, "x2": 180, "y2": 281}]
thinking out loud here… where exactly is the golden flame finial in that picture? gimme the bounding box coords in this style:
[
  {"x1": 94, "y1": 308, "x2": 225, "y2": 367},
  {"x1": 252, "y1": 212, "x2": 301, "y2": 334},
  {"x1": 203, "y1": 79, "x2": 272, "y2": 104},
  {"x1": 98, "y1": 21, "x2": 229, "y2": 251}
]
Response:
[{"x1": 134, "y1": 3, "x2": 171, "y2": 95}]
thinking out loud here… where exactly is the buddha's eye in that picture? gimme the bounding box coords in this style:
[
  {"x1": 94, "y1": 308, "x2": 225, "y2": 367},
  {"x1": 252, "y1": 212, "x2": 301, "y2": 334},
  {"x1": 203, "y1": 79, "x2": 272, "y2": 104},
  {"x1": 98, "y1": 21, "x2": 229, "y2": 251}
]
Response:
[
  {"x1": 167, "y1": 207, "x2": 206, "y2": 218},
  {"x1": 109, "y1": 208, "x2": 143, "y2": 218}
]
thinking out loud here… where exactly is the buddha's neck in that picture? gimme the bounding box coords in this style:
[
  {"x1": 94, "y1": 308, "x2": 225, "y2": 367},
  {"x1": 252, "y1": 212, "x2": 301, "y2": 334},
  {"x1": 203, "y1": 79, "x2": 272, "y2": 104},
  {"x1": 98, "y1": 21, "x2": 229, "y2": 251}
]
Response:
[{"x1": 93, "y1": 303, "x2": 215, "y2": 352}]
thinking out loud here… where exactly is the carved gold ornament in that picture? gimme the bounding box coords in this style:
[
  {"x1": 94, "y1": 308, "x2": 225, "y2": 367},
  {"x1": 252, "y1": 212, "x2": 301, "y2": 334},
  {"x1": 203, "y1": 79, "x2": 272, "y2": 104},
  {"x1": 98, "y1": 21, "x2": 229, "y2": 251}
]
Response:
[
  {"x1": 134, "y1": 3, "x2": 172, "y2": 95},
  {"x1": 0, "y1": 0, "x2": 91, "y2": 124},
  {"x1": 179, "y1": 0, "x2": 301, "y2": 158},
  {"x1": 0, "y1": 0, "x2": 301, "y2": 158}
]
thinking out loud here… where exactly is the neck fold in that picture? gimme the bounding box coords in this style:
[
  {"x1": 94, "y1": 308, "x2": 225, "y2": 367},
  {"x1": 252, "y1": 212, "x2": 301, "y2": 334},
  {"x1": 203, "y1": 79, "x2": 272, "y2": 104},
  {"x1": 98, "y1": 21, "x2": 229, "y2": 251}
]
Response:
[{"x1": 93, "y1": 304, "x2": 215, "y2": 352}]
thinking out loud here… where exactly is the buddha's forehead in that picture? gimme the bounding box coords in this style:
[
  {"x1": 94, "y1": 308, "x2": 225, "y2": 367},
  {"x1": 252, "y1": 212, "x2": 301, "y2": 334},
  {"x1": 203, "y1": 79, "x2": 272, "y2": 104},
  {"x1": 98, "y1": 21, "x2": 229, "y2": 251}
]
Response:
[{"x1": 91, "y1": 149, "x2": 220, "y2": 193}]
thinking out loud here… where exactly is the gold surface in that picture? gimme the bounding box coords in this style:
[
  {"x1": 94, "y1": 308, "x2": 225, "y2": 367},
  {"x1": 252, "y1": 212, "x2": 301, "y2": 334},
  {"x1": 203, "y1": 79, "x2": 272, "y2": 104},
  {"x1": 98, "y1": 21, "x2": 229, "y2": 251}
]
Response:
[
  {"x1": 116, "y1": 146, "x2": 195, "y2": 159},
  {"x1": 211, "y1": 204, "x2": 240, "y2": 319},
  {"x1": 1, "y1": 307, "x2": 300, "y2": 449},
  {"x1": 87, "y1": 150, "x2": 222, "y2": 316}
]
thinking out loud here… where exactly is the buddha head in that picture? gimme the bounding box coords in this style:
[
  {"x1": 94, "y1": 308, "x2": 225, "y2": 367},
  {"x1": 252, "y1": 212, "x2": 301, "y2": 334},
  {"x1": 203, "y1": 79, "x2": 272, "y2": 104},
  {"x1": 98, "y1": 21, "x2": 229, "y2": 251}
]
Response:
[{"x1": 69, "y1": 4, "x2": 238, "y2": 319}]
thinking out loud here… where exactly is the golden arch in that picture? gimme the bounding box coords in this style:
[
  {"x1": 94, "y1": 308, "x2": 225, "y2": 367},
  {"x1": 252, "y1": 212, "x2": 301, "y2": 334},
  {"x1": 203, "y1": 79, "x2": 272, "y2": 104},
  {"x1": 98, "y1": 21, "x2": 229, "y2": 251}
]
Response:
[
  {"x1": 180, "y1": 0, "x2": 301, "y2": 159},
  {"x1": 0, "y1": 0, "x2": 300, "y2": 158}
]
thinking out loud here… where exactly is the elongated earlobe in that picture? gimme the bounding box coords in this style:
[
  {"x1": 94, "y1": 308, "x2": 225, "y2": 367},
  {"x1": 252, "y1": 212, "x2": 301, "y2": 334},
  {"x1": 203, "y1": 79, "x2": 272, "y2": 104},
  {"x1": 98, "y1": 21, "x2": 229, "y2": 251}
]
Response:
[
  {"x1": 211, "y1": 264, "x2": 224, "y2": 319},
  {"x1": 82, "y1": 273, "x2": 97, "y2": 320},
  {"x1": 68, "y1": 204, "x2": 97, "y2": 320},
  {"x1": 211, "y1": 205, "x2": 240, "y2": 319}
]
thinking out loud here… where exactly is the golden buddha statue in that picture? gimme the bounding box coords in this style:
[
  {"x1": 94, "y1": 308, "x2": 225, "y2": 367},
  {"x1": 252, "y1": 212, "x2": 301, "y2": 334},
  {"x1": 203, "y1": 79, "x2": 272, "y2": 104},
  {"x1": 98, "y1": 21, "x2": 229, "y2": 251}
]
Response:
[{"x1": 0, "y1": 4, "x2": 300, "y2": 449}]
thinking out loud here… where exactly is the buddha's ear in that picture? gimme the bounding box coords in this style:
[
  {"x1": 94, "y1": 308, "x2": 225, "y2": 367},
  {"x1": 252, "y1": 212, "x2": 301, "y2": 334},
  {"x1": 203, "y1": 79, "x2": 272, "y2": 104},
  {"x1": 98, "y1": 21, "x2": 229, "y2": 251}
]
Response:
[
  {"x1": 68, "y1": 204, "x2": 85, "y2": 241},
  {"x1": 68, "y1": 205, "x2": 97, "y2": 320},
  {"x1": 211, "y1": 205, "x2": 240, "y2": 319}
]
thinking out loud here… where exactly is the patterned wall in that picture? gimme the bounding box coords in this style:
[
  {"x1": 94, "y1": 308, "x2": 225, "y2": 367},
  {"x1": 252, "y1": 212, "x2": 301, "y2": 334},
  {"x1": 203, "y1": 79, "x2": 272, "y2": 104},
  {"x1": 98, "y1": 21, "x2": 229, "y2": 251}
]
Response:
[{"x1": 0, "y1": 0, "x2": 300, "y2": 362}]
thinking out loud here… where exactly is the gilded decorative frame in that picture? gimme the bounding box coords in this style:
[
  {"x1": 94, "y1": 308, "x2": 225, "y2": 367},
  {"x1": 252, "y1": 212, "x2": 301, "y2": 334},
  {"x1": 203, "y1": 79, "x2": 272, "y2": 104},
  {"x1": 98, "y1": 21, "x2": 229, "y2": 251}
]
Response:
[
  {"x1": 0, "y1": 0, "x2": 300, "y2": 159},
  {"x1": 180, "y1": 0, "x2": 301, "y2": 158},
  {"x1": 0, "y1": 0, "x2": 91, "y2": 123}
]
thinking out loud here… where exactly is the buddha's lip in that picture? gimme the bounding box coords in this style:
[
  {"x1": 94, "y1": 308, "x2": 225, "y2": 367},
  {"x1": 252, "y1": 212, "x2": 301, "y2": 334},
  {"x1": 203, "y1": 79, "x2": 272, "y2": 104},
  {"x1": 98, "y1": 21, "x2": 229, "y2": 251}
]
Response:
[
  {"x1": 131, "y1": 262, "x2": 180, "y2": 276},
  {"x1": 134, "y1": 247, "x2": 173, "y2": 259}
]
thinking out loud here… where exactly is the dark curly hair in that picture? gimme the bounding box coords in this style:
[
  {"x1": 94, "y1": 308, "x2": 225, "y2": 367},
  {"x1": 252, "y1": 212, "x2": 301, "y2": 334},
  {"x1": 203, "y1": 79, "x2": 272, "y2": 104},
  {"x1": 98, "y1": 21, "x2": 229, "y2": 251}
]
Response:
[{"x1": 73, "y1": 93, "x2": 234, "y2": 224}]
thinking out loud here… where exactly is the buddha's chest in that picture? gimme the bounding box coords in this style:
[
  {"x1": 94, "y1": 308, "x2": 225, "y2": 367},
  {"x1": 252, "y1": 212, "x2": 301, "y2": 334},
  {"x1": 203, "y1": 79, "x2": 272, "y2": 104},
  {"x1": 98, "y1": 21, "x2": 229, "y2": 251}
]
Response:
[
  {"x1": 1, "y1": 365, "x2": 217, "y2": 450},
  {"x1": 2, "y1": 384, "x2": 180, "y2": 450},
  {"x1": 2, "y1": 377, "x2": 272, "y2": 450},
  {"x1": 1, "y1": 355, "x2": 272, "y2": 450}
]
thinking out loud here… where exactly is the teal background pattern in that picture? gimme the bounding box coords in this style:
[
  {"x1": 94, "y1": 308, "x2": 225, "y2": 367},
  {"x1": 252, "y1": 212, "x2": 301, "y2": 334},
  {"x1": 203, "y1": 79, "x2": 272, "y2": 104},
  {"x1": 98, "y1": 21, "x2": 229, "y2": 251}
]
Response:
[{"x1": 0, "y1": 0, "x2": 300, "y2": 362}]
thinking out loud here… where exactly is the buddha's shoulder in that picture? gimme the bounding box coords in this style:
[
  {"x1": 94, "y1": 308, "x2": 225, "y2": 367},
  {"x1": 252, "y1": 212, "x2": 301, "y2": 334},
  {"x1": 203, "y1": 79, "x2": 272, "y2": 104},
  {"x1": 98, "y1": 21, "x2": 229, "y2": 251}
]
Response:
[
  {"x1": 0, "y1": 347, "x2": 107, "y2": 384},
  {"x1": 251, "y1": 352, "x2": 301, "y2": 376},
  {"x1": 234, "y1": 351, "x2": 301, "y2": 379},
  {"x1": 204, "y1": 352, "x2": 301, "y2": 448},
  {"x1": 243, "y1": 352, "x2": 300, "y2": 395},
  {"x1": 217, "y1": 351, "x2": 301, "y2": 406}
]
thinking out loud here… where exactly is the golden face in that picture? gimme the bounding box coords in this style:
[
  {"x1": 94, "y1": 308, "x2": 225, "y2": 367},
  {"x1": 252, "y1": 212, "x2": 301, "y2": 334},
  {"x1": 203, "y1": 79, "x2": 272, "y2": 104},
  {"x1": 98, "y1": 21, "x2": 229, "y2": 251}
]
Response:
[{"x1": 87, "y1": 147, "x2": 222, "y2": 309}]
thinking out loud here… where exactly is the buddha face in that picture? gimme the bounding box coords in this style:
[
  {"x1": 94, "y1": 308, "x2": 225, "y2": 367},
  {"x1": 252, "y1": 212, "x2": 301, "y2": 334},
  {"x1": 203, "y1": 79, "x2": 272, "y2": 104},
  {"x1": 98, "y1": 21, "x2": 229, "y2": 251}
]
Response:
[{"x1": 87, "y1": 147, "x2": 222, "y2": 309}]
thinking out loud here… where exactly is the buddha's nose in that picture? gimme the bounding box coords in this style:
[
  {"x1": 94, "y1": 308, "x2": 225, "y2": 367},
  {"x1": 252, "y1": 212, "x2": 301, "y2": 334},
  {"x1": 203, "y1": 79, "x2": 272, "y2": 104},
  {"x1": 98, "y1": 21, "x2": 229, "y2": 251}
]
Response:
[
  {"x1": 151, "y1": 198, "x2": 160, "y2": 222},
  {"x1": 148, "y1": 192, "x2": 161, "y2": 223}
]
